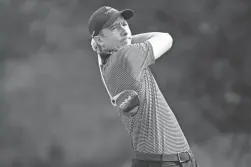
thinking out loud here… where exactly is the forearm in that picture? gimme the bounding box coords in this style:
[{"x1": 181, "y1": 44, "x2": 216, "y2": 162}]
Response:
[
  {"x1": 131, "y1": 32, "x2": 168, "y2": 44},
  {"x1": 132, "y1": 32, "x2": 173, "y2": 60}
]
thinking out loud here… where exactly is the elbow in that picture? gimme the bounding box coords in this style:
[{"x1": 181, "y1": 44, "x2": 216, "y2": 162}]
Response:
[{"x1": 166, "y1": 33, "x2": 173, "y2": 49}]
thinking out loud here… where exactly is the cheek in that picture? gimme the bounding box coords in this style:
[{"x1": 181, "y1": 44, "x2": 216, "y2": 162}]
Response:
[
  {"x1": 104, "y1": 36, "x2": 120, "y2": 47},
  {"x1": 110, "y1": 34, "x2": 122, "y2": 43}
]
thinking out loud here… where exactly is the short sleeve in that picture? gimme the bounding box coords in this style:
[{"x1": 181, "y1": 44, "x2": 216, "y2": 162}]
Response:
[{"x1": 119, "y1": 41, "x2": 155, "y2": 80}]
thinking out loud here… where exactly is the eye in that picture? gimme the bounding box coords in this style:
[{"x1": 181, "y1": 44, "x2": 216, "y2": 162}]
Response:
[
  {"x1": 112, "y1": 26, "x2": 118, "y2": 31},
  {"x1": 110, "y1": 26, "x2": 117, "y2": 31}
]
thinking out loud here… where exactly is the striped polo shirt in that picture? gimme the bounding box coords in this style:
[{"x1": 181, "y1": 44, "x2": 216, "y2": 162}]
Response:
[{"x1": 101, "y1": 41, "x2": 190, "y2": 154}]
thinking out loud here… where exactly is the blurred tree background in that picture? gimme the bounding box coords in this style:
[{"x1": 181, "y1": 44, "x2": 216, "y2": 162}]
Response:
[{"x1": 0, "y1": 0, "x2": 251, "y2": 167}]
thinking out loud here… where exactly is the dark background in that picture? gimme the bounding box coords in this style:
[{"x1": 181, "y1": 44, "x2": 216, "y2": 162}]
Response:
[{"x1": 0, "y1": 0, "x2": 251, "y2": 167}]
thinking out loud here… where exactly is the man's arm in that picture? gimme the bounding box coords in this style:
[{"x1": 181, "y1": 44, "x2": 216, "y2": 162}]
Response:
[
  {"x1": 131, "y1": 33, "x2": 155, "y2": 44},
  {"x1": 131, "y1": 32, "x2": 173, "y2": 60}
]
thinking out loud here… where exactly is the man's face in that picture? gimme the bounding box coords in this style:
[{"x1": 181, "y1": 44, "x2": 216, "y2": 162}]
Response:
[{"x1": 99, "y1": 16, "x2": 132, "y2": 51}]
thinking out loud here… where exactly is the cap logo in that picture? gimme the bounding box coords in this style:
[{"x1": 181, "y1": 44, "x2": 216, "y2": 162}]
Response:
[
  {"x1": 105, "y1": 7, "x2": 115, "y2": 15},
  {"x1": 105, "y1": 6, "x2": 112, "y2": 10}
]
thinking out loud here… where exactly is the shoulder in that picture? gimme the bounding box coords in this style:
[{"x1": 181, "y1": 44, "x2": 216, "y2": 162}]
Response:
[
  {"x1": 120, "y1": 41, "x2": 153, "y2": 55},
  {"x1": 116, "y1": 41, "x2": 153, "y2": 64}
]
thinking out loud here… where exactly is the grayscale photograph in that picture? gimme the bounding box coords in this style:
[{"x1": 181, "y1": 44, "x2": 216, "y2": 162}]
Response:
[{"x1": 0, "y1": 0, "x2": 250, "y2": 167}]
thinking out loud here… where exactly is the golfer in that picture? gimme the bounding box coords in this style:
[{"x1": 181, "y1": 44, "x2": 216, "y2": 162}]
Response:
[{"x1": 88, "y1": 6, "x2": 200, "y2": 167}]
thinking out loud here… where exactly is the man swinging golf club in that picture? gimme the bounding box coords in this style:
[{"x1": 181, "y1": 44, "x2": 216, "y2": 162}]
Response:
[{"x1": 88, "y1": 6, "x2": 200, "y2": 167}]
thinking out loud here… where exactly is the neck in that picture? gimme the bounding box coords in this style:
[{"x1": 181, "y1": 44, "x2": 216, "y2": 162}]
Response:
[{"x1": 99, "y1": 50, "x2": 116, "y2": 65}]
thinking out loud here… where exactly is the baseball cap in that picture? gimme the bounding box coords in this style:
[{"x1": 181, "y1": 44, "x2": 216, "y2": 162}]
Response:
[{"x1": 88, "y1": 6, "x2": 134, "y2": 38}]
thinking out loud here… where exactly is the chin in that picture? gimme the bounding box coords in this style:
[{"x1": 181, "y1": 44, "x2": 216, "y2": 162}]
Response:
[{"x1": 122, "y1": 39, "x2": 131, "y2": 46}]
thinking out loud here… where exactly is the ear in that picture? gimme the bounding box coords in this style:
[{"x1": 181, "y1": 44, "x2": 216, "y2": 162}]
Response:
[{"x1": 93, "y1": 35, "x2": 104, "y2": 46}]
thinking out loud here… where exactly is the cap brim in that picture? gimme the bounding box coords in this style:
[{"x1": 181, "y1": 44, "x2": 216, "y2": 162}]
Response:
[
  {"x1": 103, "y1": 9, "x2": 134, "y2": 29},
  {"x1": 120, "y1": 9, "x2": 134, "y2": 20}
]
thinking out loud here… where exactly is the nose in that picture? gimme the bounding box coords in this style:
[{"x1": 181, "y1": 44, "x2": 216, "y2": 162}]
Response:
[
  {"x1": 121, "y1": 30, "x2": 128, "y2": 37},
  {"x1": 120, "y1": 27, "x2": 128, "y2": 37},
  {"x1": 118, "y1": 23, "x2": 128, "y2": 37}
]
